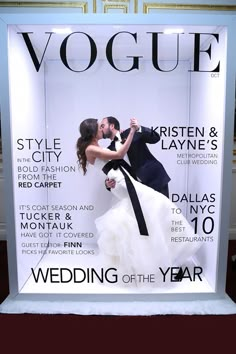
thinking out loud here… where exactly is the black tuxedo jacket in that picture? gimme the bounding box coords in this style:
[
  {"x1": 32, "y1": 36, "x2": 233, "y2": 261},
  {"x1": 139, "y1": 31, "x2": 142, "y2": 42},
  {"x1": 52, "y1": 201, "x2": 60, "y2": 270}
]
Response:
[{"x1": 107, "y1": 126, "x2": 170, "y2": 192}]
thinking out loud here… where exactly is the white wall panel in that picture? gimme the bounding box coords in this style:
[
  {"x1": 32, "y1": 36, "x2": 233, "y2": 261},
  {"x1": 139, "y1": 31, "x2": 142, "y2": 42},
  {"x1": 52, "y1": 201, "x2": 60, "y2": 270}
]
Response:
[{"x1": 0, "y1": 0, "x2": 236, "y2": 243}]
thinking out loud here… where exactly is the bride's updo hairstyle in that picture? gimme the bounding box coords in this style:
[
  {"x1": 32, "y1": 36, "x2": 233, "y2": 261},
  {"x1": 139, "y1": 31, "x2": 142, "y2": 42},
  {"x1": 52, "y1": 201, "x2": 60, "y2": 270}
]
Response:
[{"x1": 76, "y1": 118, "x2": 98, "y2": 175}]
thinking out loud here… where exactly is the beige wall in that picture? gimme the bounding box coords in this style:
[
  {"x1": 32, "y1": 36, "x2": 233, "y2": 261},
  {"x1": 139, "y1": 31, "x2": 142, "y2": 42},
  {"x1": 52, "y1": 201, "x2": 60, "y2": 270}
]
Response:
[{"x1": 1, "y1": 0, "x2": 236, "y2": 14}]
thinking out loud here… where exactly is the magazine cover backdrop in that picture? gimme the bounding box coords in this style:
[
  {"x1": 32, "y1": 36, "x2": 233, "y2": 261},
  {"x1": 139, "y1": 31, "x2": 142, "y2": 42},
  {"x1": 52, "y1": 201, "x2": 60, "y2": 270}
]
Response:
[{"x1": 8, "y1": 24, "x2": 226, "y2": 295}]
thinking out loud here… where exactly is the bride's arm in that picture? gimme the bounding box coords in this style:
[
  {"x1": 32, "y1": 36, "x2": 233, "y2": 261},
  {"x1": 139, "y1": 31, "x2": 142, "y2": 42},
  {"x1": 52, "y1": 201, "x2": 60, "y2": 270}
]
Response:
[{"x1": 86, "y1": 121, "x2": 136, "y2": 161}]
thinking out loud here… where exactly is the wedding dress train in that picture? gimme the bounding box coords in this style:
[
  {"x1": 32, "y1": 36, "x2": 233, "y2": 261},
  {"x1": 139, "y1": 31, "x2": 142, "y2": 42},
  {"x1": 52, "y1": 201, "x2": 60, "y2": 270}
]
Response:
[{"x1": 93, "y1": 156, "x2": 203, "y2": 286}]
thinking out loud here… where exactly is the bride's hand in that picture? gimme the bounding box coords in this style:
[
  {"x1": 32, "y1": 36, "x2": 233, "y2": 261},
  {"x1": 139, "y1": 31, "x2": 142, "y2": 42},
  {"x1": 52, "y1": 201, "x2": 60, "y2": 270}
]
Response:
[{"x1": 130, "y1": 118, "x2": 138, "y2": 132}]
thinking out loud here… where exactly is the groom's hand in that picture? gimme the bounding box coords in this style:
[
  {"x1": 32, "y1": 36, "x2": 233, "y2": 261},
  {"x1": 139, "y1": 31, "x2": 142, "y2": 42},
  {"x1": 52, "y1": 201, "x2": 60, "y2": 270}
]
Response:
[{"x1": 105, "y1": 178, "x2": 116, "y2": 189}]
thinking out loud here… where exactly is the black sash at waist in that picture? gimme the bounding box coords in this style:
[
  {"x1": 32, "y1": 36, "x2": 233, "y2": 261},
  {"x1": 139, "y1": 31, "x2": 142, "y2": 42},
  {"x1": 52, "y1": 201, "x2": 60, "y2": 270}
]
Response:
[{"x1": 102, "y1": 159, "x2": 149, "y2": 236}]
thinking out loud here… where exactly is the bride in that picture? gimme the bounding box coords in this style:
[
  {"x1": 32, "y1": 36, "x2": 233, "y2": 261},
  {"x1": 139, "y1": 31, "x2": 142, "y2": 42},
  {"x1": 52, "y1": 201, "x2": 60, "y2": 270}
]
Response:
[{"x1": 76, "y1": 118, "x2": 202, "y2": 286}]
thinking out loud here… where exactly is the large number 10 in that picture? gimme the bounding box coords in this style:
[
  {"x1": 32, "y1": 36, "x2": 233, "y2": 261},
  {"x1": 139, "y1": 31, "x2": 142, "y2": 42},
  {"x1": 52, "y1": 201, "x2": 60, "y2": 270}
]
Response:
[{"x1": 191, "y1": 217, "x2": 214, "y2": 234}]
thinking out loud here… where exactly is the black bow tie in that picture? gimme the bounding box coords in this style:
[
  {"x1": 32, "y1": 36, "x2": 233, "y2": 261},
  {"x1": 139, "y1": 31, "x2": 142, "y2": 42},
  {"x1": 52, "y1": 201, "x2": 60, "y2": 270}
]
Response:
[{"x1": 113, "y1": 136, "x2": 126, "y2": 144}]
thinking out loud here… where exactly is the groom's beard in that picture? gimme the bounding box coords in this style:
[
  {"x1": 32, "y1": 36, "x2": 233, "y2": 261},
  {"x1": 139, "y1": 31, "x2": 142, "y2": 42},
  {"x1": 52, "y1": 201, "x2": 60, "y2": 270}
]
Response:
[
  {"x1": 103, "y1": 128, "x2": 113, "y2": 139},
  {"x1": 102, "y1": 132, "x2": 110, "y2": 139}
]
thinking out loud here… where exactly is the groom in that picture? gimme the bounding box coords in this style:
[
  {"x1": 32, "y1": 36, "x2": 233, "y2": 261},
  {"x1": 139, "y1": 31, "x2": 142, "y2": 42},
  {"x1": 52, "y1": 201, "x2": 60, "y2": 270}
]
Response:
[
  {"x1": 100, "y1": 116, "x2": 171, "y2": 198},
  {"x1": 101, "y1": 116, "x2": 186, "y2": 280}
]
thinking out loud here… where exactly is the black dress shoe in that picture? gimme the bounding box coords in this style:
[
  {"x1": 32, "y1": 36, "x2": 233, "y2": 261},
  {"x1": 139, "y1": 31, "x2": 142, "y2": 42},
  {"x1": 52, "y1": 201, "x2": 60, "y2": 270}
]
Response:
[{"x1": 174, "y1": 267, "x2": 184, "y2": 281}]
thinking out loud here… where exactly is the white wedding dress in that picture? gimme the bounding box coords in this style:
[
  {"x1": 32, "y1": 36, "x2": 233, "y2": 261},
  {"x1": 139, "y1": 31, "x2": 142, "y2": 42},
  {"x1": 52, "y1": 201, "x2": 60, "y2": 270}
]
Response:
[{"x1": 93, "y1": 157, "x2": 202, "y2": 282}]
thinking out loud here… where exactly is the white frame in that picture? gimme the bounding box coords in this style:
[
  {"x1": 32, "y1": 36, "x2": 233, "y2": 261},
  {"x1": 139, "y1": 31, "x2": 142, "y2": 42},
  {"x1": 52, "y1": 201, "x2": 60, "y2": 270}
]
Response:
[{"x1": 0, "y1": 8, "x2": 235, "y2": 302}]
